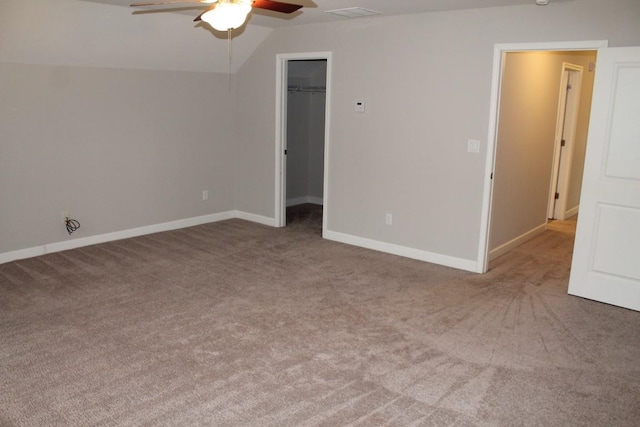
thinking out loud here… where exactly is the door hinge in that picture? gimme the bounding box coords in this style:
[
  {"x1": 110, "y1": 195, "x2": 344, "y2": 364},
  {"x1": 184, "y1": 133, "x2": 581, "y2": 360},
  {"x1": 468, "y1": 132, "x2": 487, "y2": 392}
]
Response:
[
  {"x1": 567, "y1": 83, "x2": 572, "y2": 90},
  {"x1": 490, "y1": 172, "x2": 494, "y2": 179},
  {"x1": 284, "y1": 149, "x2": 288, "y2": 155},
  {"x1": 561, "y1": 139, "x2": 566, "y2": 147},
  {"x1": 555, "y1": 192, "x2": 560, "y2": 200}
]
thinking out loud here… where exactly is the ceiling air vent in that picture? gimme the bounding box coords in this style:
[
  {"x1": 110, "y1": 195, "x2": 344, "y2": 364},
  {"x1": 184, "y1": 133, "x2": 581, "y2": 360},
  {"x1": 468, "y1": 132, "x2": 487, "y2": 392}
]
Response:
[{"x1": 325, "y1": 7, "x2": 382, "y2": 18}]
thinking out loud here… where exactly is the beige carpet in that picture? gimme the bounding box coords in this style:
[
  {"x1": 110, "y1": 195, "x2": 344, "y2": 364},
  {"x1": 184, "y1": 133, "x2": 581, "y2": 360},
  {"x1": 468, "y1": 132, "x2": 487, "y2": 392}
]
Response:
[{"x1": 1, "y1": 210, "x2": 639, "y2": 426}]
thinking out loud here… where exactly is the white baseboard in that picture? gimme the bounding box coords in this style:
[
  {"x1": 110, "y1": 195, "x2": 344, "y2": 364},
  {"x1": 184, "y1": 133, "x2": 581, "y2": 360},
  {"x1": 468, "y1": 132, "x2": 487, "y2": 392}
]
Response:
[
  {"x1": 233, "y1": 210, "x2": 277, "y2": 227},
  {"x1": 2, "y1": 211, "x2": 480, "y2": 275},
  {"x1": 323, "y1": 230, "x2": 479, "y2": 273},
  {"x1": 489, "y1": 223, "x2": 547, "y2": 261},
  {"x1": 0, "y1": 246, "x2": 49, "y2": 265},
  {"x1": 286, "y1": 196, "x2": 323, "y2": 207},
  {"x1": 0, "y1": 211, "x2": 237, "y2": 264},
  {"x1": 562, "y1": 205, "x2": 579, "y2": 220}
]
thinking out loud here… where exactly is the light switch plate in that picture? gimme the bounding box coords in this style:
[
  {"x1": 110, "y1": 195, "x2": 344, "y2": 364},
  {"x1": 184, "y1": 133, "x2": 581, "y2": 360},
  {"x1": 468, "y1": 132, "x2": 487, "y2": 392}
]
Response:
[
  {"x1": 467, "y1": 139, "x2": 481, "y2": 153},
  {"x1": 355, "y1": 101, "x2": 365, "y2": 113}
]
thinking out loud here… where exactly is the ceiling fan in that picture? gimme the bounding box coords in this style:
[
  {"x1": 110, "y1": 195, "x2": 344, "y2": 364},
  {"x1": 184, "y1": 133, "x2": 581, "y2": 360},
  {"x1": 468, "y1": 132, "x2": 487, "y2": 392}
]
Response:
[{"x1": 130, "y1": 0, "x2": 303, "y2": 31}]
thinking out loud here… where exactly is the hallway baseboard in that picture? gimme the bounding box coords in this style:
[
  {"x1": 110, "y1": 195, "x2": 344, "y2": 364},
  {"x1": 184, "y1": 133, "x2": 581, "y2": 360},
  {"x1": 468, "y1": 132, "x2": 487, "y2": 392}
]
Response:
[{"x1": 489, "y1": 223, "x2": 547, "y2": 261}]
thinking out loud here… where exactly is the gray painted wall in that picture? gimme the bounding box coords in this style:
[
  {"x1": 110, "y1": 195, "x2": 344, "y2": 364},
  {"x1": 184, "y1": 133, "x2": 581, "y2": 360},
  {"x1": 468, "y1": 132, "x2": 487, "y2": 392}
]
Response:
[
  {"x1": 1, "y1": 0, "x2": 640, "y2": 267},
  {"x1": 0, "y1": 63, "x2": 235, "y2": 254},
  {"x1": 235, "y1": 0, "x2": 640, "y2": 263},
  {"x1": 0, "y1": 0, "x2": 272, "y2": 73}
]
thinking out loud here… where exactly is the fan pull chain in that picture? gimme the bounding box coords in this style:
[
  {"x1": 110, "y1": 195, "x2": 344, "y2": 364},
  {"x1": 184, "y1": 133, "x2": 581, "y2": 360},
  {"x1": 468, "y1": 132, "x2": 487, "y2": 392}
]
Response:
[{"x1": 227, "y1": 28, "x2": 232, "y2": 92}]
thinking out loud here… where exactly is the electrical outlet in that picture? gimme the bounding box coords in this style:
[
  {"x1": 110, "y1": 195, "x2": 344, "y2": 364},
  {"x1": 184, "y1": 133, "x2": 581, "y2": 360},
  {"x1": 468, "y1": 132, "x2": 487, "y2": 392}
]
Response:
[
  {"x1": 61, "y1": 210, "x2": 69, "y2": 224},
  {"x1": 385, "y1": 213, "x2": 393, "y2": 225},
  {"x1": 202, "y1": 190, "x2": 209, "y2": 201}
]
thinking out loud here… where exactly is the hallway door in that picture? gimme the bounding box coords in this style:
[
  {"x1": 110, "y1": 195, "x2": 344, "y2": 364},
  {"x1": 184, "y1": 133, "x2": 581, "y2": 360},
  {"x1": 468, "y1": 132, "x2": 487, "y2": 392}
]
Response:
[
  {"x1": 568, "y1": 47, "x2": 640, "y2": 311},
  {"x1": 549, "y1": 64, "x2": 583, "y2": 220}
]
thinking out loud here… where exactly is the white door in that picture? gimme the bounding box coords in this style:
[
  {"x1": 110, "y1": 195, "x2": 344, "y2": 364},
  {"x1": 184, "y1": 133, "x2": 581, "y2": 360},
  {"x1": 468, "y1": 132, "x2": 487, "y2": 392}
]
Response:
[
  {"x1": 549, "y1": 65, "x2": 583, "y2": 220},
  {"x1": 568, "y1": 47, "x2": 640, "y2": 311}
]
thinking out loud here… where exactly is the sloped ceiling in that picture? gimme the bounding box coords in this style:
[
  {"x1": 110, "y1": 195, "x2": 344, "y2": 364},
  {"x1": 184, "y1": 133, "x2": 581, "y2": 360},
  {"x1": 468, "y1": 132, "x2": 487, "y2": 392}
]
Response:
[
  {"x1": 81, "y1": 0, "x2": 539, "y2": 28},
  {"x1": 0, "y1": 0, "x2": 271, "y2": 73},
  {"x1": 2, "y1": 0, "x2": 547, "y2": 74}
]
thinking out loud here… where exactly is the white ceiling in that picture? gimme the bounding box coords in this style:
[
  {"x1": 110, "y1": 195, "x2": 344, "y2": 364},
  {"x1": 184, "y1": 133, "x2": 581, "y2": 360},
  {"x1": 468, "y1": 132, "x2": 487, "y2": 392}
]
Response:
[{"x1": 79, "y1": 0, "x2": 543, "y2": 28}]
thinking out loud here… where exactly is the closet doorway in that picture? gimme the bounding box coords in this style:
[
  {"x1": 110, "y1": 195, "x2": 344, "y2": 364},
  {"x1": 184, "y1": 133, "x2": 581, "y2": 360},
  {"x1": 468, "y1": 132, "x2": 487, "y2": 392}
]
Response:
[{"x1": 275, "y1": 52, "x2": 331, "y2": 232}]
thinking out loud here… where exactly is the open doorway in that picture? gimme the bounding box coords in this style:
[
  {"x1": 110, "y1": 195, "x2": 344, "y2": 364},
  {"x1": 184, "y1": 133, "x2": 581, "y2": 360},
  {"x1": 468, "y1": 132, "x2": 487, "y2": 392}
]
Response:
[
  {"x1": 275, "y1": 52, "x2": 332, "y2": 233},
  {"x1": 285, "y1": 59, "x2": 327, "y2": 231},
  {"x1": 477, "y1": 41, "x2": 607, "y2": 272}
]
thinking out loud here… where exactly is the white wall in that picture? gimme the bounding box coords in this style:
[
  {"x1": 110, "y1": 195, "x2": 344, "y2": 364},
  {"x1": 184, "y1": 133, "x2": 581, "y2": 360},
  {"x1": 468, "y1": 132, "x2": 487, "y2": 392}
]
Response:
[{"x1": 234, "y1": 0, "x2": 640, "y2": 268}]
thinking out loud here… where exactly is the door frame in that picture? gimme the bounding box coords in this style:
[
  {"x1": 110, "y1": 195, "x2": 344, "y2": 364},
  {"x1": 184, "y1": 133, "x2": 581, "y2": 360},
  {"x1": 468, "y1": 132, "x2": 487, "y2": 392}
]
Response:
[
  {"x1": 548, "y1": 63, "x2": 584, "y2": 220},
  {"x1": 275, "y1": 51, "x2": 332, "y2": 231},
  {"x1": 477, "y1": 40, "x2": 608, "y2": 273}
]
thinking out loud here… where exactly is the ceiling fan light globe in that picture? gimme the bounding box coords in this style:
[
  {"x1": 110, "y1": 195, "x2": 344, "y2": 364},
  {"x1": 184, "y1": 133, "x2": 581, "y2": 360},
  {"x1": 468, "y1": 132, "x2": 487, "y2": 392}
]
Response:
[{"x1": 201, "y1": 1, "x2": 252, "y2": 31}]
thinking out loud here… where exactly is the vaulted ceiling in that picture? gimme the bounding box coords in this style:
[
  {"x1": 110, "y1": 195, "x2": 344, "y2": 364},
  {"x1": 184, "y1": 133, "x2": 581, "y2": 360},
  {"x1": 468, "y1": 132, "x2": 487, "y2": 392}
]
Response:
[
  {"x1": 2, "y1": 0, "x2": 555, "y2": 74},
  {"x1": 79, "y1": 0, "x2": 542, "y2": 28}
]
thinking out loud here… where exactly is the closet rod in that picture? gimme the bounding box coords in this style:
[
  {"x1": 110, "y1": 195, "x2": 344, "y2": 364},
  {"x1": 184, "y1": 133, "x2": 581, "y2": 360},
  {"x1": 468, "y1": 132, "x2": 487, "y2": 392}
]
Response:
[{"x1": 287, "y1": 85, "x2": 326, "y2": 93}]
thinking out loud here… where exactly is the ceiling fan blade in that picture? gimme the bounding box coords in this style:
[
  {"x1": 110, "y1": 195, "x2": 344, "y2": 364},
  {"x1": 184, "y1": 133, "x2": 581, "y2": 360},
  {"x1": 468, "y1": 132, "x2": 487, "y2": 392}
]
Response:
[
  {"x1": 131, "y1": 0, "x2": 213, "y2": 7},
  {"x1": 193, "y1": 5, "x2": 215, "y2": 22},
  {"x1": 251, "y1": 0, "x2": 302, "y2": 14}
]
